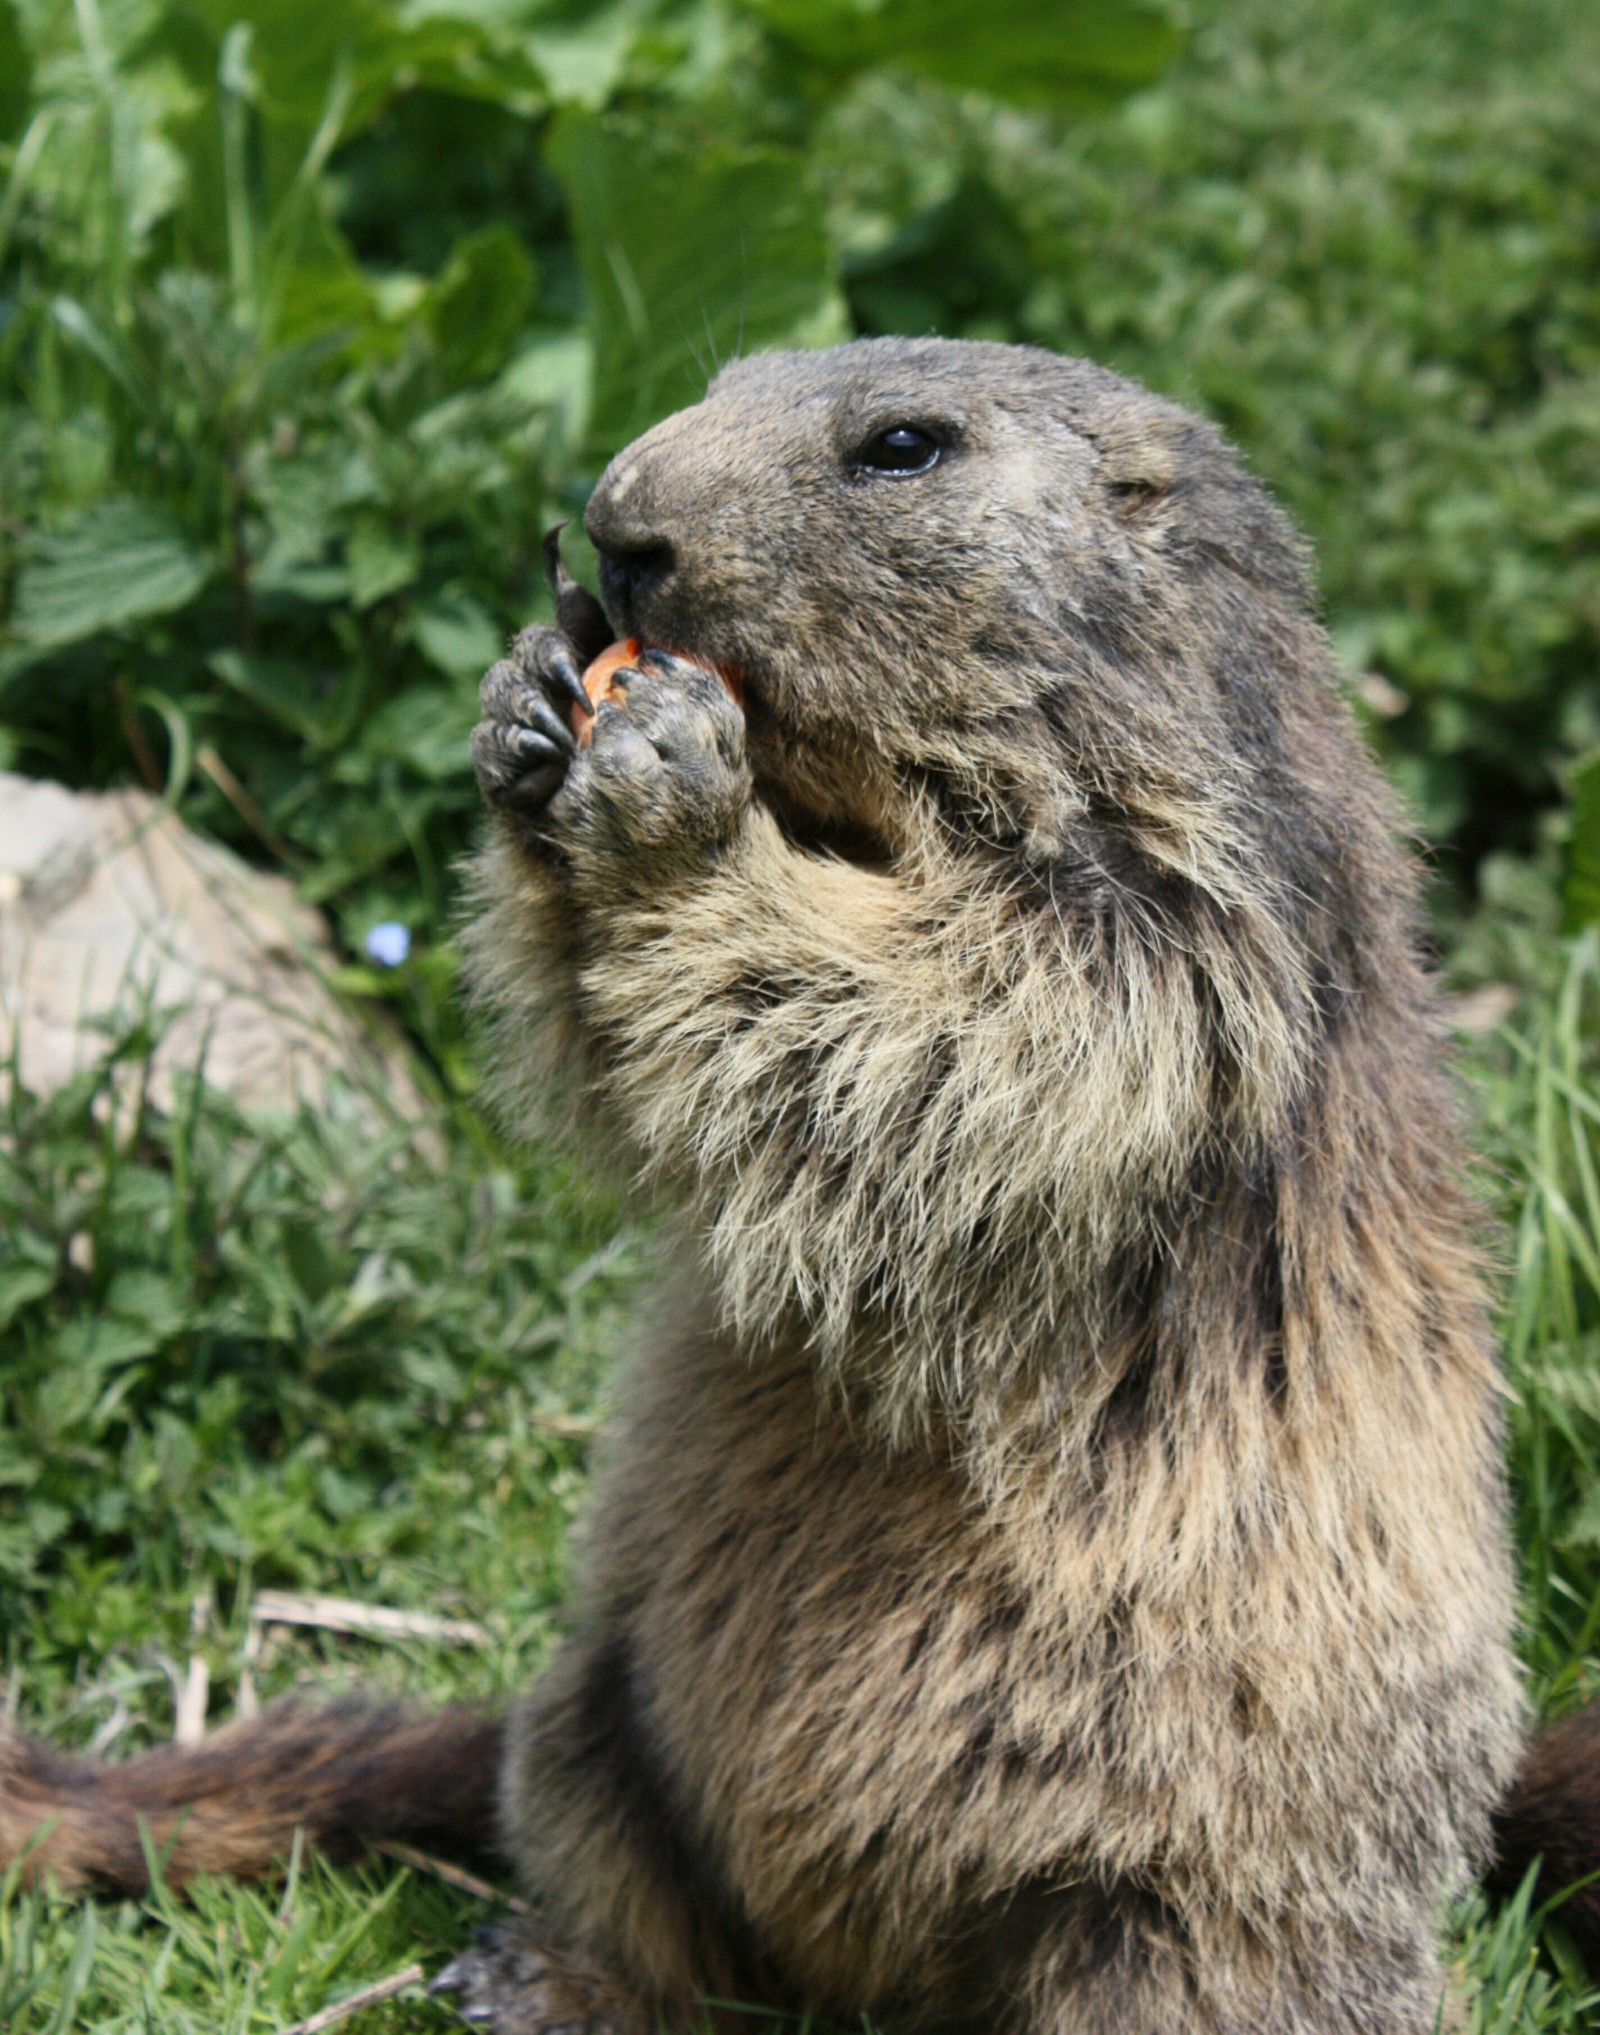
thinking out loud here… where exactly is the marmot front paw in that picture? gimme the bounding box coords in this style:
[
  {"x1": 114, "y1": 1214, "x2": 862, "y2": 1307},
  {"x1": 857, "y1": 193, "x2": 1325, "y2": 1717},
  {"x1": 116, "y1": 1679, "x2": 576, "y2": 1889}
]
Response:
[
  {"x1": 553, "y1": 646, "x2": 751, "y2": 874},
  {"x1": 472, "y1": 624, "x2": 592, "y2": 825}
]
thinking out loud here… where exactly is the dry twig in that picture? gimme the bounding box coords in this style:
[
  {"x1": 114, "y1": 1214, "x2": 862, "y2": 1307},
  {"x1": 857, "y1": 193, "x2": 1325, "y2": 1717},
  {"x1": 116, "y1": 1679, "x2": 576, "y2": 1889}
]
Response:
[
  {"x1": 377, "y1": 1839, "x2": 529, "y2": 1913},
  {"x1": 274, "y1": 1963, "x2": 425, "y2": 2035},
  {"x1": 251, "y1": 1591, "x2": 487, "y2": 1647}
]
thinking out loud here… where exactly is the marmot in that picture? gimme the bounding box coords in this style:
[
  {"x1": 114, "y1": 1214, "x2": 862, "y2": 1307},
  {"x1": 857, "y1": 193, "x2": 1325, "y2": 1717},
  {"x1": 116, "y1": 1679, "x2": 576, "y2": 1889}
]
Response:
[
  {"x1": 4, "y1": 338, "x2": 1599, "y2": 2034},
  {"x1": 449, "y1": 336, "x2": 1583, "y2": 2031}
]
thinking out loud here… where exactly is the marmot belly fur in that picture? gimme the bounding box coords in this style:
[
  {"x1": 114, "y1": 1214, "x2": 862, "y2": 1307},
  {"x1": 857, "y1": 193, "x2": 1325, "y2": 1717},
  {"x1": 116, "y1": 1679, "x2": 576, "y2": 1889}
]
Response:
[{"x1": 5, "y1": 337, "x2": 1598, "y2": 2035}]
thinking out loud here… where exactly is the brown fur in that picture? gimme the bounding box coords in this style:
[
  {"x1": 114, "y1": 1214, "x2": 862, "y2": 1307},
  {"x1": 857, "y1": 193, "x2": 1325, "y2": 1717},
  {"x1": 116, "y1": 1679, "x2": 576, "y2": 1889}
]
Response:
[
  {"x1": 0, "y1": 1704, "x2": 500, "y2": 1894},
  {"x1": 1489, "y1": 1705, "x2": 1600, "y2": 1943},
  {"x1": 460, "y1": 339, "x2": 1529, "y2": 2032}
]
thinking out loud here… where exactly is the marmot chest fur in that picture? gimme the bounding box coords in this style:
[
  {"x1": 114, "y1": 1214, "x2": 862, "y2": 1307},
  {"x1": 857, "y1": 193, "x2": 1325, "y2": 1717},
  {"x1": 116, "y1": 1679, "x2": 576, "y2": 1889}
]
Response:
[{"x1": 457, "y1": 337, "x2": 1527, "y2": 2035}]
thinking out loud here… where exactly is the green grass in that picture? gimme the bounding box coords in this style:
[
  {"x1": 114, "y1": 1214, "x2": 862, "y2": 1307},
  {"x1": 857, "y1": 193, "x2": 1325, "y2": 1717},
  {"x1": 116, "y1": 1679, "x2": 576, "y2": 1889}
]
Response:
[
  {"x1": 0, "y1": 1016, "x2": 624, "y2": 2029},
  {"x1": 0, "y1": 1015, "x2": 627, "y2": 1710},
  {"x1": 0, "y1": 1849, "x2": 478, "y2": 2034},
  {"x1": 0, "y1": 959, "x2": 1598, "y2": 2030},
  {"x1": 1460, "y1": 932, "x2": 1600, "y2": 2029}
]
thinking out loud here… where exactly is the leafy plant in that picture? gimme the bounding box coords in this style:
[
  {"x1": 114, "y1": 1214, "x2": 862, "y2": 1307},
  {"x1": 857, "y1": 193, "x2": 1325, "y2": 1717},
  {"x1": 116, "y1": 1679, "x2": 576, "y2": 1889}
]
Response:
[{"x1": 0, "y1": 1015, "x2": 629, "y2": 1719}]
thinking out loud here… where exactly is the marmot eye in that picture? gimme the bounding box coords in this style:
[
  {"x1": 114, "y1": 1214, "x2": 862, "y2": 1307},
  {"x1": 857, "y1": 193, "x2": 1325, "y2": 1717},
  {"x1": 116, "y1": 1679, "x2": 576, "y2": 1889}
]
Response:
[{"x1": 855, "y1": 426, "x2": 941, "y2": 476}]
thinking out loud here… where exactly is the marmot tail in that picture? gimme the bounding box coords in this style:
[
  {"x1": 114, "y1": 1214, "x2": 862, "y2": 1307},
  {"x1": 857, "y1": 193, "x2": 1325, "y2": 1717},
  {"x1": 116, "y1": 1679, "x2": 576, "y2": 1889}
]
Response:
[{"x1": 0, "y1": 1703, "x2": 503, "y2": 1894}]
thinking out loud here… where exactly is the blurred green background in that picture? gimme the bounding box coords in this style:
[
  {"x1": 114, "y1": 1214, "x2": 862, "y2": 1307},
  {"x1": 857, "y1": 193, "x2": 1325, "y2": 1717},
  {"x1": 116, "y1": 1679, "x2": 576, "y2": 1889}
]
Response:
[{"x1": 3, "y1": 0, "x2": 1600, "y2": 2025}]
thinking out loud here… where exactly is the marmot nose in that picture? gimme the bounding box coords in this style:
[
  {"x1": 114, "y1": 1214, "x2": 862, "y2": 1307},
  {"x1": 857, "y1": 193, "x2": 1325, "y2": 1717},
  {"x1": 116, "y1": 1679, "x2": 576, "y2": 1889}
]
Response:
[{"x1": 595, "y1": 539, "x2": 675, "y2": 632}]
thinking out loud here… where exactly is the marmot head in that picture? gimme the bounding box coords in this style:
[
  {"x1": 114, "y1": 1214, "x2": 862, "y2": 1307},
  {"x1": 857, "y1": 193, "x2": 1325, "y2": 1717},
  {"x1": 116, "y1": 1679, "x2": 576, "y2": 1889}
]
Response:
[
  {"x1": 582, "y1": 337, "x2": 1416, "y2": 1124},
  {"x1": 583, "y1": 338, "x2": 1328, "y2": 857}
]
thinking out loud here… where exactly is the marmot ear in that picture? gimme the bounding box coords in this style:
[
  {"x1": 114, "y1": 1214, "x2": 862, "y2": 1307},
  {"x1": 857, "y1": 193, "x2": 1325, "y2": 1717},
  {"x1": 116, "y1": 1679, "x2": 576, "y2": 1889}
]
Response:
[{"x1": 1090, "y1": 404, "x2": 1185, "y2": 518}]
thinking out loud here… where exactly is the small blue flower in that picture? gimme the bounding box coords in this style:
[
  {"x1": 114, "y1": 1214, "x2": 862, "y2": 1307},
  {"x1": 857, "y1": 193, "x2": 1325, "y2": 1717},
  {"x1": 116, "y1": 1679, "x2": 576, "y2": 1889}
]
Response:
[{"x1": 364, "y1": 921, "x2": 412, "y2": 968}]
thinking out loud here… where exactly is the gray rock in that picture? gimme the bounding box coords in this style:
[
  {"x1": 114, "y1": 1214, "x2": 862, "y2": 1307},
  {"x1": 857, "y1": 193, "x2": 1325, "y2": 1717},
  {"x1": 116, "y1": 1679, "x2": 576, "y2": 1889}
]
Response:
[{"x1": 0, "y1": 772, "x2": 426, "y2": 1125}]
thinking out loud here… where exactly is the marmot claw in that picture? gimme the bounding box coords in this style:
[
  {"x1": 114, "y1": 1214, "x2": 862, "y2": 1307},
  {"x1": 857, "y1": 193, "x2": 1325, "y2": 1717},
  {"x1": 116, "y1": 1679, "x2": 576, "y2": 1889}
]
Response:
[
  {"x1": 556, "y1": 645, "x2": 750, "y2": 869},
  {"x1": 474, "y1": 626, "x2": 589, "y2": 822},
  {"x1": 429, "y1": 1923, "x2": 634, "y2": 2035}
]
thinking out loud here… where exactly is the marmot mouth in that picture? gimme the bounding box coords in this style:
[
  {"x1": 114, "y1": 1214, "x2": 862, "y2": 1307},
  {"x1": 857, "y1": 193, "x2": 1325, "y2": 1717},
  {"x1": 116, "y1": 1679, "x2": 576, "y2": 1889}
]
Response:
[
  {"x1": 543, "y1": 526, "x2": 751, "y2": 707},
  {"x1": 542, "y1": 523, "x2": 886, "y2": 864}
]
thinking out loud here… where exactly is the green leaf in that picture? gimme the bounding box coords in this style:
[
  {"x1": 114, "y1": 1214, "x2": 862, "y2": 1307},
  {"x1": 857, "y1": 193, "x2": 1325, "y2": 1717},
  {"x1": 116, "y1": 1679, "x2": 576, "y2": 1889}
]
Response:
[
  {"x1": 522, "y1": 0, "x2": 647, "y2": 108},
  {"x1": 8, "y1": 501, "x2": 210, "y2": 655},
  {"x1": 499, "y1": 331, "x2": 594, "y2": 459},
  {"x1": 347, "y1": 518, "x2": 420, "y2": 609},
  {"x1": 410, "y1": 591, "x2": 502, "y2": 679},
  {"x1": 552, "y1": 112, "x2": 846, "y2": 452},
  {"x1": 267, "y1": 204, "x2": 379, "y2": 353},
  {"x1": 104, "y1": 1268, "x2": 190, "y2": 1342},
  {"x1": 1563, "y1": 750, "x2": 1600, "y2": 934},
  {"x1": 0, "y1": 1433, "x2": 42, "y2": 1489},
  {"x1": 741, "y1": 0, "x2": 1181, "y2": 108},
  {"x1": 210, "y1": 649, "x2": 350, "y2": 746},
  {"x1": 425, "y1": 224, "x2": 537, "y2": 389},
  {"x1": 51, "y1": 1317, "x2": 161, "y2": 1369},
  {"x1": 0, "y1": 1260, "x2": 54, "y2": 1333},
  {"x1": 375, "y1": 13, "x2": 548, "y2": 117},
  {"x1": 358, "y1": 684, "x2": 475, "y2": 781},
  {"x1": 183, "y1": 0, "x2": 548, "y2": 149}
]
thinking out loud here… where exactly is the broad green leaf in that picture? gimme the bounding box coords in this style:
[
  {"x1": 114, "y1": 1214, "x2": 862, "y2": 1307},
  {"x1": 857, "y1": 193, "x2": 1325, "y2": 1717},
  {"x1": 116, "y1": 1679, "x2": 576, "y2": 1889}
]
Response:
[
  {"x1": 267, "y1": 206, "x2": 380, "y2": 352},
  {"x1": 552, "y1": 112, "x2": 846, "y2": 452},
  {"x1": 0, "y1": 1434, "x2": 43, "y2": 1488},
  {"x1": 8, "y1": 500, "x2": 210, "y2": 654},
  {"x1": 182, "y1": 0, "x2": 547, "y2": 146},
  {"x1": 742, "y1": 0, "x2": 1180, "y2": 109},
  {"x1": 499, "y1": 331, "x2": 594, "y2": 458},
  {"x1": 347, "y1": 517, "x2": 421, "y2": 608},
  {"x1": 425, "y1": 224, "x2": 537, "y2": 389},
  {"x1": 520, "y1": 0, "x2": 649, "y2": 108},
  {"x1": 0, "y1": 1260, "x2": 54, "y2": 1333},
  {"x1": 45, "y1": 1315, "x2": 158, "y2": 1374},
  {"x1": 103, "y1": 1267, "x2": 190, "y2": 1341},
  {"x1": 1562, "y1": 751, "x2": 1600, "y2": 934},
  {"x1": 210, "y1": 648, "x2": 349, "y2": 745},
  {"x1": 254, "y1": 437, "x2": 356, "y2": 577},
  {"x1": 380, "y1": 10, "x2": 548, "y2": 115},
  {"x1": 410, "y1": 591, "x2": 502, "y2": 678},
  {"x1": 358, "y1": 684, "x2": 475, "y2": 781}
]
